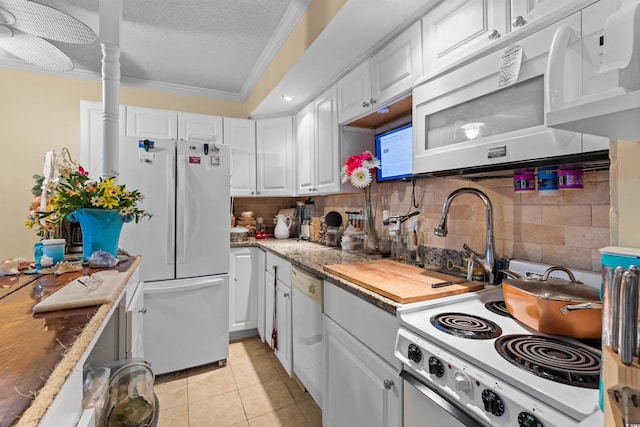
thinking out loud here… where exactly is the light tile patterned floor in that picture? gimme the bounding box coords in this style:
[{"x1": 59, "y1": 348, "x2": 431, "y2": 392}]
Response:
[{"x1": 154, "y1": 336, "x2": 322, "y2": 427}]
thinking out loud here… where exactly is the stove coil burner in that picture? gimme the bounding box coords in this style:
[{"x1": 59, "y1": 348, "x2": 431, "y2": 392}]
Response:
[
  {"x1": 430, "y1": 313, "x2": 502, "y2": 339},
  {"x1": 485, "y1": 300, "x2": 512, "y2": 317},
  {"x1": 494, "y1": 334, "x2": 601, "y2": 389}
]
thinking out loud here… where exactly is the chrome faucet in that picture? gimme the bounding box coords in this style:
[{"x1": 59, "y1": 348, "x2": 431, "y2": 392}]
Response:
[{"x1": 434, "y1": 188, "x2": 497, "y2": 284}]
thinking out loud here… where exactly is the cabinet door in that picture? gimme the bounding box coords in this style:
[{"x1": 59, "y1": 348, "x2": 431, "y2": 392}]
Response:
[
  {"x1": 274, "y1": 281, "x2": 292, "y2": 376},
  {"x1": 126, "y1": 106, "x2": 177, "y2": 139},
  {"x1": 229, "y1": 248, "x2": 258, "y2": 332},
  {"x1": 422, "y1": 0, "x2": 507, "y2": 74},
  {"x1": 79, "y1": 100, "x2": 126, "y2": 180},
  {"x1": 337, "y1": 60, "x2": 372, "y2": 124},
  {"x1": 370, "y1": 21, "x2": 423, "y2": 107},
  {"x1": 314, "y1": 85, "x2": 341, "y2": 194},
  {"x1": 323, "y1": 315, "x2": 401, "y2": 427},
  {"x1": 295, "y1": 102, "x2": 315, "y2": 195},
  {"x1": 178, "y1": 111, "x2": 223, "y2": 143},
  {"x1": 255, "y1": 249, "x2": 266, "y2": 342},
  {"x1": 256, "y1": 116, "x2": 294, "y2": 196},
  {"x1": 126, "y1": 281, "x2": 145, "y2": 359},
  {"x1": 510, "y1": 0, "x2": 573, "y2": 32},
  {"x1": 224, "y1": 117, "x2": 257, "y2": 197}
]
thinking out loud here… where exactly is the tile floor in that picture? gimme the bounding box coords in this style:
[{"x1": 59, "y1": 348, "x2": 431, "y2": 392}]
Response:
[{"x1": 154, "y1": 336, "x2": 322, "y2": 427}]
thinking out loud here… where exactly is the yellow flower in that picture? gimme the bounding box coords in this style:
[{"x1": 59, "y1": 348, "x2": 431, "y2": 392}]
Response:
[{"x1": 102, "y1": 197, "x2": 119, "y2": 209}]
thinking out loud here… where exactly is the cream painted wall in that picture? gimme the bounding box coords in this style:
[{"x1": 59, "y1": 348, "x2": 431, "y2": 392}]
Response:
[
  {"x1": 0, "y1": 68, "x2": 245, "y2": 260},
  {"x1": 0, "y1": 0, "x2": 347, "y2": 261}
]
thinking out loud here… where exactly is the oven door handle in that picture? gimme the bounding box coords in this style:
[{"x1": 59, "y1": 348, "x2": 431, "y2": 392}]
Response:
[{"x1": 400, "y1": 370, "x2": 486, "y2": 427}]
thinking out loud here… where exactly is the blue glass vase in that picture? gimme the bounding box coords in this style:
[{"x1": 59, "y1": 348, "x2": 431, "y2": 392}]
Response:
[{"x1": 67, "y1": 208, "x2": 129, "y2": 260}]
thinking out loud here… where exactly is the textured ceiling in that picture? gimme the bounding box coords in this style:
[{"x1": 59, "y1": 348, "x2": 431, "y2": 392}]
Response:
[
  {"x1": 0, "y1": 0, "x2": 305, "y2": 99},
  {"x1": 0, "y1": 0, "x2": 437, "y2": 116}
]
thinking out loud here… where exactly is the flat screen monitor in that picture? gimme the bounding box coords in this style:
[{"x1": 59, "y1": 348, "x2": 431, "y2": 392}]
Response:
[{"x1": 375, "y1": 123, "x2": 413, "y2": 182}]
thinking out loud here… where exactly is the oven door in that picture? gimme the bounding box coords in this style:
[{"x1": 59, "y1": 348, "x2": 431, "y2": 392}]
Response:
[{"x1": 401, "y1": 370, "x2": 485, "y2": 427}]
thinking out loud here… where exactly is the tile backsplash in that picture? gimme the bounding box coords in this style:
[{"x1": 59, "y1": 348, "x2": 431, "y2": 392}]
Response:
[{"x1": 234, "y1": 170, "x2": 610, "y2": 272}]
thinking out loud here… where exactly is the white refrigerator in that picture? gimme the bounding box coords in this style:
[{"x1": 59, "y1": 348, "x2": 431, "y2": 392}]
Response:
[{"x1": 118, "y1": 136, "x2": 230, "y2": 374}]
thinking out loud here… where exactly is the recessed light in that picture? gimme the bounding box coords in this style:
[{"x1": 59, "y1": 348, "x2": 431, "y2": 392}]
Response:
[
  {"x1": 376, "y1": 107, "x2": 390, "y2": 114},
  {"x1": 280, "y1": 95, "x2": 295, "y2": 102}
]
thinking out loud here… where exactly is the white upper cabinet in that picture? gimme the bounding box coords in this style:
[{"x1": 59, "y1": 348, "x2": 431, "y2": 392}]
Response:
[
  {"x1": 224, "y1": 117, "x2": 257, "y2": 197},
  {"x1": 256, "y1": 116, "x2": 294, "y2": 197},
  {"x1": 296, "y1": 86, "x2": 341, "y2": 195},
  {"x1": 338, "y1": 21, "x2": 422, "y2": 124},
  {"x1": 314, "y1": 86, "x2": 341, "y2": 194},
  {"x1": 178, "y1": 111, "x2": 223, "y2": 143},
  {"x1": 79, "y1": 100, "x2": 126, "y2": 179},
  {"x1": 127, "y1": 107, "x2": 223, "y2": 143},
  {"x1": 337, "y1": 60, "x2": 373, "y2": 125},
  {"x1": 296, "y1": 103, "x2": 315, "y2": 194},
  {"x1": 422, "y1": 0, "x2": 508, "y2": 75},
  {"x1": 509, "y1": 0, "x2": 575, "y2": 32},
  {"x1": 370, "y1": 20, "x2": 423, "y2": 108},
  {"x1": 126, "y1": 106, "x2": 177, "y2": 139}
]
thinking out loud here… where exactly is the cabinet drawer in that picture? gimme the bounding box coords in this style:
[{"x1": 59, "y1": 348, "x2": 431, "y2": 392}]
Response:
[
  {"x1": 323, "y1": 281, "x2": 399, "y2": 368},
  {"x1": 265, "y1": 252, "x2": 291, "y2": 286}
]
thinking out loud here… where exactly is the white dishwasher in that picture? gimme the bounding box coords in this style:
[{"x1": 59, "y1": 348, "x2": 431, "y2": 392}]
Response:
[{"x1": 291, "y1": 266, "x2": 323, "y2": 407}]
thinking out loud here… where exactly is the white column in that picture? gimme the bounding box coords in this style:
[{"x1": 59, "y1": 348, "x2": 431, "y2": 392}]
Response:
[{"x1": 99, "y1": 0, "x2": 122, "y2": 179}]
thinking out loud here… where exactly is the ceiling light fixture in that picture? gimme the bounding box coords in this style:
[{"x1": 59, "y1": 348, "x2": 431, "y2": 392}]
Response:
[{"x1": 280, "y1": 94, "x2": 294, "y2": 102}]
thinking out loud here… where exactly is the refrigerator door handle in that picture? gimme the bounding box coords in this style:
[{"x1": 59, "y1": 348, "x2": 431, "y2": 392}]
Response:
[
  {"x1": 144, "y1": 277, "x2": 225, "y2": 295},
  {"x1": 167, "y1": 153, "x2": 176, "y2": 266},
  {"x1": 177, "y1": 154, "x2": 188, "y2": 264}
]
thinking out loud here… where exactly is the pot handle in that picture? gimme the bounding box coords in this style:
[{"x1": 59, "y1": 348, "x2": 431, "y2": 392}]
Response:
[
  {"x1": 499, "y1": 269, "x2": 522, "y2": 279},
  {"x1": 560, "y1": 302, "x2": 603, "y2": 315},
  {"x1": 542, "y1": 266, "x2": 583, "y2": 284}
]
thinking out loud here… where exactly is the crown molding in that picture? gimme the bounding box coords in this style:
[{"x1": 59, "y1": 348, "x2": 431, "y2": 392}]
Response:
[{"x1": 238, "y1": 0, "x2": 312, "y2": 100}]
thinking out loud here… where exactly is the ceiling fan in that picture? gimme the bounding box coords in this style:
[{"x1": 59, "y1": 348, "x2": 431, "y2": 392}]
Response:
[{"x1": 0, "y1": 0, "x2": 96, "y2": 72}]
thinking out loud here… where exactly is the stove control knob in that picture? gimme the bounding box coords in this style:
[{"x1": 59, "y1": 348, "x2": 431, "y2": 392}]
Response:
[
  {"x1": 453, "y1": 371, "x2": 472, "y2": 393},
  {"x1": 428, "y1": 357, "x2": 444, "y2": 377},
  {"x1": 481, "y1": 389, "x2": 505, "y2": 416},
  {"x1": 407, "y1": 344, "x2": 422, "y2": 363},
  {"x1": 518, "y1": 412, "x2": 543, "y2": 427}
]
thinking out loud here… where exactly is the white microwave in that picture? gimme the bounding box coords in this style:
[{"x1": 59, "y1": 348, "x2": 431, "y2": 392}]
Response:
[{"x1": 412, "y1": 1, "x2": 613, "y2": 176}]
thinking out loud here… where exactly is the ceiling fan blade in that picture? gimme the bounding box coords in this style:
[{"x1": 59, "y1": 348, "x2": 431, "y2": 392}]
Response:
[
  {"x1": 0, "y1": 0, "x2": 95, "y2": 44},
  {"x1": 0, "y1": 29, "x2": 73, "y2": 71}
]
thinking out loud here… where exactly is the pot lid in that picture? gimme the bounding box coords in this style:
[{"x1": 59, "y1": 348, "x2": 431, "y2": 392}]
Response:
[{"x1": 503, "y1": 266, "x2": 601, "y2": 302}]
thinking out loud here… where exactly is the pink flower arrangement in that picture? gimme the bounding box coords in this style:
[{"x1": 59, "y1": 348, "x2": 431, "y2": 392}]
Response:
[{"x1": 340, "y1": 151, "x2": 381, "y2": 189}]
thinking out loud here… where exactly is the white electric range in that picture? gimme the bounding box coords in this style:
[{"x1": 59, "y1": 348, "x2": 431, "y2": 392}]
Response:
[{"x1": 395, "y1": 260, "x2": 602, "y2": 427}]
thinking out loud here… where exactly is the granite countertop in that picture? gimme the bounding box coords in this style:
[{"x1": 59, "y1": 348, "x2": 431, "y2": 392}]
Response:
[{"x1": 232, "y1": 238, "x2": 410, "y2": 314}]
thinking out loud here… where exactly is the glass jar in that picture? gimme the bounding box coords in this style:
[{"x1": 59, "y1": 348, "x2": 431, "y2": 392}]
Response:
[{"x1": 105, "y1": 361, "x2": 156, "y2": 427}]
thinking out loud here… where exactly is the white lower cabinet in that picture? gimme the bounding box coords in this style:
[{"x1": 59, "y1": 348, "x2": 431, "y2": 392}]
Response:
[
  {"x1": 323, "y1": 315, "x2": 401, "y2": 427},
  {"x1": 323, "y1": 281, "x2": 401, "y2": 427},
  {"x1": 264, "y1": 252, "x2": 293, "y2": 375},
  {"x1": 229, "y1": 247, "x2": 262, "y2": 333}
]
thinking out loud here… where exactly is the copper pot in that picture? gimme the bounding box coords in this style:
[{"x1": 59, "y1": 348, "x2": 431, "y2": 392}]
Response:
[{"x1": 501, "y1": 266, "x2": 602, "y2": 338}]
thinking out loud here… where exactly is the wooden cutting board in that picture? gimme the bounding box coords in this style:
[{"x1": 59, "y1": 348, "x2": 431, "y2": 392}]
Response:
[
  {"x1": 323, "y1": 259, "x2": 484, "y2": 304},
  {"x1": 32, "y1": 270, "x2": 128, "y2": 313}
]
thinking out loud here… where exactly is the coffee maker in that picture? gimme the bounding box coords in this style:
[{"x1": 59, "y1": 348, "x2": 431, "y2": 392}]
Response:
[{"x1": 295, "y1": 199, "x2": 315, "y2": 240}]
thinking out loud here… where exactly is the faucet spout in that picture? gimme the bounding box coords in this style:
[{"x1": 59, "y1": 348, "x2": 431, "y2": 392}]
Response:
[{"x1": 433, "y1": 188, "x2": 497, "y2": 285}]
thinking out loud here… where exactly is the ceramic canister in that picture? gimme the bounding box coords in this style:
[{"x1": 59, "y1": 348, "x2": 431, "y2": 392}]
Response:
[
  {"x1": 513, "y1": 169, "x2": 535, "y2": 192},
  {"x1": 558, "y1": 165, "x2": 583, "y2": 189},
  {"x1": 537, "y1": 166, "x2": 559, "y2": 196}
]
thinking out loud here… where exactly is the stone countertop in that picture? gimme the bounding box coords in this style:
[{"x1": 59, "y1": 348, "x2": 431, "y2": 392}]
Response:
[{"x1": 232, "y1": 238, "x2": 406, "y2": 314}]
